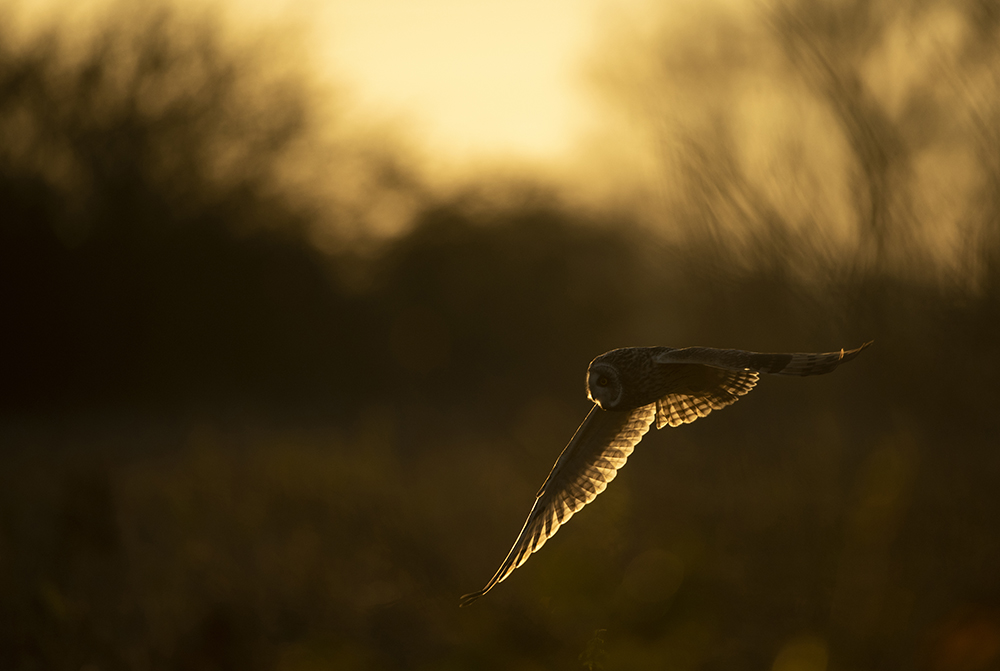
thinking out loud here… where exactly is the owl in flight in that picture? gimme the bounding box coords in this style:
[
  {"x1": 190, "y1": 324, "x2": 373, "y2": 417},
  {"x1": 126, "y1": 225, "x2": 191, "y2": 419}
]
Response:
[{"x1": 460, "y1": 341, "x2": 872, "y2": 606}]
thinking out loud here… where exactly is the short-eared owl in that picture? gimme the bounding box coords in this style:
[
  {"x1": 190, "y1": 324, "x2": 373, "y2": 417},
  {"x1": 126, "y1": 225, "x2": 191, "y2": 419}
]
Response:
[{"x1": 460, "y1": 341, "x2": 872, "y2": 606}]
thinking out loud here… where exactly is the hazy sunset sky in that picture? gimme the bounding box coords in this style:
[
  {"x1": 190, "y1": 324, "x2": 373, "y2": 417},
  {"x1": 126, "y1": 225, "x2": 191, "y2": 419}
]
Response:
[
  {"x1": 10, "y1": 0, "x2": 725, "y2": 174},
  {"x1": 17, "y1": 0, "x2": 660, "y2": 161},
  {"x1": 315, "y1": 0, "x2": 620, "y2": 161},
  {"x1": 10, "y1": 0, "x2": 986, "y2": 274}
]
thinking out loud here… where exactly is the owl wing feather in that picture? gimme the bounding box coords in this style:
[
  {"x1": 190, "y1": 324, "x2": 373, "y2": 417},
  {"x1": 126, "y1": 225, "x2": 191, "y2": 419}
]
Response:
[
  {"x1": 650, "y1": 342, "x2": 872, "y2": 428},
  {"x1": 654, "y1": 368, "x2": 759, "y2": 428},
  {"x1": 653, "y1": 341, "x2": 873, "y2": 376},
  {"x1": 459, "y1": 403, "x2": 656, "y2": 606}
]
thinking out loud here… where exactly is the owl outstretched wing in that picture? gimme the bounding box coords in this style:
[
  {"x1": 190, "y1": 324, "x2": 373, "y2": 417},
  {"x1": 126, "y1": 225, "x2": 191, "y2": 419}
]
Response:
[
  {"x1": 650, "y1": 342, "x2": 872, "y2": 428},
  {"x1": 653, "y1": 341, "x2": 872, "y2": 376},
  {"x1": 459, "y1": 403, "x2": 656, "y2": 606}
]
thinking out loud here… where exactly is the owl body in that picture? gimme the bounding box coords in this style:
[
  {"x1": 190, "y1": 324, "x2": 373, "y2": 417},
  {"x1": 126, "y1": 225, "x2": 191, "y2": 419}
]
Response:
[
  {"x1": 587, "y1": 347, "x2": 673, "y2": 410},
  {"x1": 588, "y1": 346, "x2": 744, "y2": 412}
]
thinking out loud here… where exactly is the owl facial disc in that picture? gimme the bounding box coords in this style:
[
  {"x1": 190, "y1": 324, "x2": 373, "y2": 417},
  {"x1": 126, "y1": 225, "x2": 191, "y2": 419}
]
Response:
[{"x1": 586, "y1": 362, "x2": 622, "y2": 409}]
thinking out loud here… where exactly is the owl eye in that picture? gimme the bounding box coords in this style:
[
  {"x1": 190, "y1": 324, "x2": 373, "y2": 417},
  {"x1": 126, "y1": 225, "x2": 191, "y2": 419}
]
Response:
[{"x1": 597, "y1": 376, "x2": 609, "y2": 387}]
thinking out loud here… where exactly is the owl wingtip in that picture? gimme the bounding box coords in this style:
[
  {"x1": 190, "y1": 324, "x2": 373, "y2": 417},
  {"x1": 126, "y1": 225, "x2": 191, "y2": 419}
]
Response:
[
  {"x1": 840, "y1": 340, "x2": 874, "y2": 362},
  {"x1": 459, "y1": 589, "x2": 487, "y2": 608}
]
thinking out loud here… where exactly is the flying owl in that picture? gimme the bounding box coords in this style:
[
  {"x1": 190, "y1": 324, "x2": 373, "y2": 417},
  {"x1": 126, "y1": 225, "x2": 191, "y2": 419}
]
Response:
[{"x1": 460, "y1": 341, "x2": 872, "y2": 606}]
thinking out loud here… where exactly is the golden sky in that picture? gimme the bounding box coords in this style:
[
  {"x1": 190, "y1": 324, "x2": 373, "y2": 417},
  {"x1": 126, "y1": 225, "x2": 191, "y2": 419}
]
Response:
[
  {"x1": 315, "y1": 0, "x2": 616, "y2": 162},
  {"x1": 12, "y1": 0, "x2": 640, "y2": 162},
  {"x1": 9, "y1": 0, "x2": 991, "y2": 280}
]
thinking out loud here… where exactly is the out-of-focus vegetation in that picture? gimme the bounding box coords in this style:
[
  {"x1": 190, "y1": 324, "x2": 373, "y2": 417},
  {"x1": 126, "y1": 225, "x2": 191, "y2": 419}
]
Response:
[
  {"x1": 584, "y1": 0, "x2": 1000, "y2": 290},
  {"x1": 1, "y1": 1, "x2": 999, "y2": 670}
]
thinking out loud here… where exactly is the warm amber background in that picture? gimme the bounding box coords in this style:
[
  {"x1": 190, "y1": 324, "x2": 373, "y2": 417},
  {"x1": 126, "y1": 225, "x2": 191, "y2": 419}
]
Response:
[{"x1": 2, "y1": 2, "x2": 999, "y2": 669}]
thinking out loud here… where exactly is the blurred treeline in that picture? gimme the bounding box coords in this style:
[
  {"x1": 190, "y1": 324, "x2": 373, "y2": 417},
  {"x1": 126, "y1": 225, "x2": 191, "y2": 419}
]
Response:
[{"x1": 1, "y1": 1, "x2": 999, "y2": 670}]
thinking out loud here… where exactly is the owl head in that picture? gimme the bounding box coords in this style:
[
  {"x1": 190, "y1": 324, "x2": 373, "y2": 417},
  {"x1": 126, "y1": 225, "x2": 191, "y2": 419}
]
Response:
[{"x1": 586, "y1": 360, "x2": 623, "y2": 409}]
